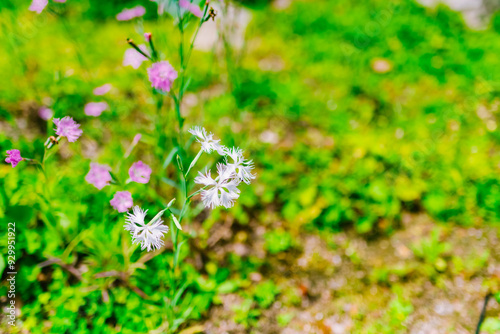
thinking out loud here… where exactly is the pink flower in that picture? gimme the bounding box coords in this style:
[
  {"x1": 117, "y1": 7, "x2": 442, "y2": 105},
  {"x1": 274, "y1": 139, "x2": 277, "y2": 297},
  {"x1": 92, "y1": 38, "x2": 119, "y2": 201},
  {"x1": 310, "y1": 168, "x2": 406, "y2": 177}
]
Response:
[
  {"x1": 53, "y1": 116, "x2": 83, "y2": 142},
  {"x1": 179, "y1": 0, "x2": 203, "y2": 18},
  {"x1": 5, "y1": 150, "x2": 23, "y2": 168},
  {"x1": 116, "y1": 6, "x2": 146, "y2": 21},
  {"x1": 147, "y1": 61, "x2": 178, "y2": 93},
  {"x1": 144, "y1": 32, "x2": 152, "y2": 42},
  {"x1": 29, "y1": 0, "x2": 48, "y2": 13},
  {"x1": 110, "y1": 191, "x2": 133, "y2": 212},
  {"x1": 84, "y1": 102, "x2": 109, "y2": 117},
  {"x1": 123, "y1": 45, "x2": 149, "y2": 69},
  {"x1": 129, "y1": 161, "x2": 152, "y2": 184},
  {"x1": 38, "y1": 107, "x2": 53, "y2": 120},
  {"x1": 85, "y1": 163, "x2": 112, "y2": 190},
  {"x1": 93, "y1": 84, "x2": 112, "y2": 96}
]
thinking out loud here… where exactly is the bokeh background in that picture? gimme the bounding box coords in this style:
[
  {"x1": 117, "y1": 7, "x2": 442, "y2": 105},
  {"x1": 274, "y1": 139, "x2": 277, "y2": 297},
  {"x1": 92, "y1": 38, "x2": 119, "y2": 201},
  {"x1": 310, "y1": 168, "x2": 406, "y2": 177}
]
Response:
[{"x1": 1, "y1": 0, "x2": 500, "y2": 333}]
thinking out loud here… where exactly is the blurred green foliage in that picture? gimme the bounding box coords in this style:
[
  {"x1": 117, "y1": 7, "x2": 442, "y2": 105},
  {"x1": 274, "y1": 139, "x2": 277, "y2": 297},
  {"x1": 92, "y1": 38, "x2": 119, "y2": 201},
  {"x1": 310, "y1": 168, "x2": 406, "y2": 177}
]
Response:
[
  {"x1": 264, "y1": 228, "x2": 293, "y2": 254},
  {"x1": 242, "y1": 0, "x2": 500, "y2": 234},
  {"x1": 482, "y1": 317, "x2": 500, "y2": 333}
]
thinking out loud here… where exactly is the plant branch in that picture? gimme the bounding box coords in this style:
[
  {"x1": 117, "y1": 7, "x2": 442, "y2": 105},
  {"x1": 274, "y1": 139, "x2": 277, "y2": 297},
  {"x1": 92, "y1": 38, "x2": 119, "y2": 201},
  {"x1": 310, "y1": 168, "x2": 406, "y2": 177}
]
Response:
[{"x1": 475, "y1": 293, "x2": 492, "y2": 334}]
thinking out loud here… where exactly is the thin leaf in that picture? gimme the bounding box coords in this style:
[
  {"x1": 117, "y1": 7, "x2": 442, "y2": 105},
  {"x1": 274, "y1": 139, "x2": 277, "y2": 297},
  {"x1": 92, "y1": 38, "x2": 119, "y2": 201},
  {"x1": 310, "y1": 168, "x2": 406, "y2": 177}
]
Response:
[
  {"x1": 161, "y1": 177, "x2": 180, "y2": 189},
  {"x1": 174, "y1": 239, "x2": 187, "y2": 268},
  {"x1": 169, "y1": 207, "x2": 181, "y2": 215},
  {"x1": 172, "y1": 280, "x2": 190, "y2": 307},
  {"x1": 181, "y1": 76, "x2": 192, "y2": 96},
  {"x1": 163, "y1": 146, "x2": 179, "y2": 170}
]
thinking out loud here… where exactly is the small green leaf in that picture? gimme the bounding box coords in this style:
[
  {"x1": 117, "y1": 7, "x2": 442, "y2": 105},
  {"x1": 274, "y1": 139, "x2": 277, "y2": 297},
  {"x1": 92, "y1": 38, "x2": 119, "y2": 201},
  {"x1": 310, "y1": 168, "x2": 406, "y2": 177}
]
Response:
[{"x1": 163, "y1": 146, "x2": 179, "y2": 170}]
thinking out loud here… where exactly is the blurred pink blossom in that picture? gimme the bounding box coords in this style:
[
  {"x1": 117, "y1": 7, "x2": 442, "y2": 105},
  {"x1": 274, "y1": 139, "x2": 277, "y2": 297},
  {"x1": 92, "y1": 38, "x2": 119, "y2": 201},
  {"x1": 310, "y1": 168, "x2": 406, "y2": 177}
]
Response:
[
  {"x1": 93, "y1": 84, "x2": 112, "y2": 96},
  {"x1": 129, "y1": 161, "x2": 152, "y2": 184},
  {"x1": 85, "y1": 102, "x2": 109, "y2": 117},
  {"x1": 116, "y1": 6, "x2": 146, "y2": 21},
  {"x1": 149, "y1": 0, "x2": 165, "y2": 14},
  {"x1": 5, "y1": 150, "x2": 23, "y2": 168},
  {"x1": 53, "y1": 116, "x2": 83, "y2": 142},
  {"x1": 147, "y1": 61, "x2": 178, "y2": 92},
  {"x1": 29, "y1": 0, "x2": 48, "y2": 13},
  {"x1": 132, "y1": 133, "x2": 142, "y2": 145},
  {"x1": 85, "y1": 163, "x2": 112, "y2": 190},
  {"x1": 110, "y1": 191, "x2": 134, "y2": 212},
  {"x1": 124, "y1": 134, "x2": 142, "y2": 158},
  {"x1": 38, "y1": 107, "x2": 53, "y2": 120},
  {"x1": 179, "y1": 0, "x2": 203, "y2": 18},
  {"x1": 123, "y1": 45, "x2": 149, "y2": 69}
]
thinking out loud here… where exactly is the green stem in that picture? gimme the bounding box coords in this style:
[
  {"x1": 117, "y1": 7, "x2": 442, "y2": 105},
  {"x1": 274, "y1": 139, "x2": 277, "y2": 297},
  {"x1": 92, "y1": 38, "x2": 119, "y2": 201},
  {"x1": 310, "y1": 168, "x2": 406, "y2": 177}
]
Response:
[
  {"x1": 178, "y1": 3, "x2": 209, "y2": 104},
  {"x1": 127, "y1": 38, "x2": 153, "y2": 61},
  {"x1": 179, "y1": 23, "x2": 184, "y2": 70},
  {"x1": 148, "y1": 35, "x2": 158, "y2": 61},
  {"x1": 181, "y1": 4, "x2": 210, "y2": 92},
  {"x1": 155, "y1": 92, "x2": 165, "y2": 158},
  {"x1": 187, "y1": 185, "x2": 207, "y2": 201},
  {"x1": 164, "y1": 6, "x2": 210, "y2": 330},
  {"x1": 170, "y1": 93, "x2": 184, "y2": 131}
]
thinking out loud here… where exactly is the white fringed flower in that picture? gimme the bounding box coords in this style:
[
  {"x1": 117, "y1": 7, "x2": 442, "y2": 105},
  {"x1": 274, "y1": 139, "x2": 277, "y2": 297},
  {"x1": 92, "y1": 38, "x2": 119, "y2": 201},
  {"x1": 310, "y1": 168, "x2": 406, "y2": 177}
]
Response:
[
  {"x1": 224, "y1": 147, "x2": 256, "y2": 185},
  {"x1": 124, "y1": 206, "x2": 169, "y2": 252},
  {"x1": 194, "y1": 163, "x2": 241, "y2": 209},
  {"x1": 188, "y1": 126, "x2": 225, "y2": 154}
]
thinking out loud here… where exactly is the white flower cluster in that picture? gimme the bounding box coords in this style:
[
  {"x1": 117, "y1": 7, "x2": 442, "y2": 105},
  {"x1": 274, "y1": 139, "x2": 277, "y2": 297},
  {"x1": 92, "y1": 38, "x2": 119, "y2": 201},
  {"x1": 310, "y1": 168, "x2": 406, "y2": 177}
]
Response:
[
  {"x1": 124, "y1": 206, "x2": 170, "y2": 252},
  {"x1": 189, "y1": 126, "x2": 256, "y2": 209},
  {"x1": 122, "y1": 127, "x2": 254, "y2": 252}
]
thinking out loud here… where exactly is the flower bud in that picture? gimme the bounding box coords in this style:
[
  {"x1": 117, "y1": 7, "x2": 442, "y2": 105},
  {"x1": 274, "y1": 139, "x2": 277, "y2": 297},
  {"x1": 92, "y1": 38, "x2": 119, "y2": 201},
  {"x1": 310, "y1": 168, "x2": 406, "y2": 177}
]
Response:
[{"x1": 176, "y1": 154, "x2": 184, "y2": 172}]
